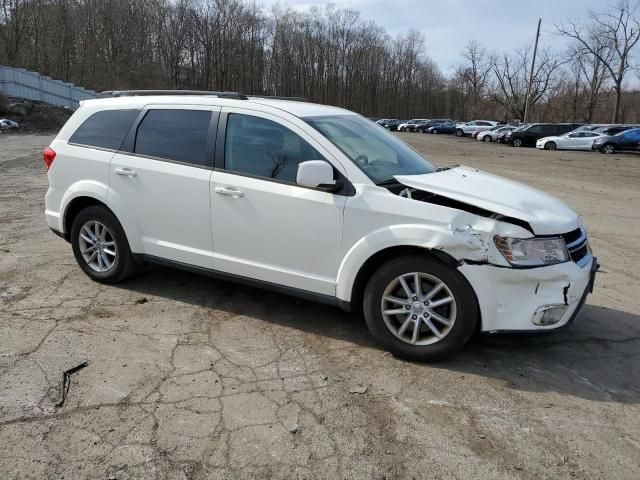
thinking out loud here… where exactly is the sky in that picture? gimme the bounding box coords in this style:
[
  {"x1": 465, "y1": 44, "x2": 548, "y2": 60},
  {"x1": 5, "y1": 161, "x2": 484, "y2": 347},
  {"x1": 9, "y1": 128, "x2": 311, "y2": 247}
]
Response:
[{"x1": 261, "y1": 0, "x2": 611, "y2": 75}]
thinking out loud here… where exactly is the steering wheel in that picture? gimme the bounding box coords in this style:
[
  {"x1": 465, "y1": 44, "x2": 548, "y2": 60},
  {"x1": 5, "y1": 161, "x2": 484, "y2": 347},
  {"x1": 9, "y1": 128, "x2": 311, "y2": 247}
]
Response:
[{"x1": 353, "y1": 154, "x2": 369, "y2": 166}]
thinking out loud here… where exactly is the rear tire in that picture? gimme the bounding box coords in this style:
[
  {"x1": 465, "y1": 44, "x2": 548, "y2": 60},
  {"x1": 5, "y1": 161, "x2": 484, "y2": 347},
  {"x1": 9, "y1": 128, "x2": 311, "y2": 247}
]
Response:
[
  {"x1": 70, "y1": 205, "x2": 136, "y2": 284},
  {"x1": 363, "y1": 255, "x2": 479, "y2": 362}
]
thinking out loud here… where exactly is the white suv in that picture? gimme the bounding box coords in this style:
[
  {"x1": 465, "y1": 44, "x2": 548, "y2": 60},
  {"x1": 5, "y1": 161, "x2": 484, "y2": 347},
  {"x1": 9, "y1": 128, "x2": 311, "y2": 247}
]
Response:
[
  {"x1": 455, "y1": 120, "x2": 499, "y2": 137},
  {"x1": 44, "y1": 91, "x2": 597, "y2": 361}
]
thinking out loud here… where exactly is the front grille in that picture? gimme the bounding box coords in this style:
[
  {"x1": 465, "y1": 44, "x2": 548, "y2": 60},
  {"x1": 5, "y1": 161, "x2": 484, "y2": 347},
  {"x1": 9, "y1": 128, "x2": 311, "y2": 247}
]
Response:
[{"x1": 561, "y1": 228, "x2": 590, "y2": 266}]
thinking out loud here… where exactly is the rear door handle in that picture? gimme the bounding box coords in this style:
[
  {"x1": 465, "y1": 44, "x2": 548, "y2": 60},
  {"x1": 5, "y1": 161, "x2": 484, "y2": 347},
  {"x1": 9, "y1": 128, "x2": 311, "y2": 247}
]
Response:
[
  {"x1": 215, "y1": 186, "x2": 244, "y2": 198},
  {"x1": 114, "y1": 167, "x2": 137, "y2": 177}
]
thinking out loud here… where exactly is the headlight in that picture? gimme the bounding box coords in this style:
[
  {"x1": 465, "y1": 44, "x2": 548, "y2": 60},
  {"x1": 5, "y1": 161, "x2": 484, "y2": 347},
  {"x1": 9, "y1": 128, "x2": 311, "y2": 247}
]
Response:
[{"x1": 494, "y1": 235, "x2": 569, "y2": 267}]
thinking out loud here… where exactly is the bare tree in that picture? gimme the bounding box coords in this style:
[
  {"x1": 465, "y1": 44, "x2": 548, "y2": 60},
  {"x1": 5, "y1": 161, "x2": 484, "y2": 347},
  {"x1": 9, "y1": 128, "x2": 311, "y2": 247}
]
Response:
[
  {"x1": 558, "y1": 0, "x2": 640, "y2": 122},
  {"x1": 1, "y1": 0, "x2": 638, "y2": 121},
  {"x1": 456, "y1": 40, "x2": 492, "y2": 118},
  {"x1": 0, "y1": 0, "x2": 32, "y2": 65},
  {"x1": 490, "y1": 47, "x2": 564, "y2": 120}
]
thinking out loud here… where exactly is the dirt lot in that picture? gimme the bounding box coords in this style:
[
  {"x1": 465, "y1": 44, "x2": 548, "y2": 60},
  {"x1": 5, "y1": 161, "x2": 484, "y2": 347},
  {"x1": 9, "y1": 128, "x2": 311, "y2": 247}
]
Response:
[{"x1": 1, "y1": 132, "x2": 639, "y2": 479}]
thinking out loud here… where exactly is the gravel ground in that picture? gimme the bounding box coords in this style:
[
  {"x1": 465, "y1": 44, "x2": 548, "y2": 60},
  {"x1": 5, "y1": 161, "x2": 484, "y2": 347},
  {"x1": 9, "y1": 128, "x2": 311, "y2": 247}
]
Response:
[{"x1": 0, "y1": 132, "x2": 639, "y2": 479}]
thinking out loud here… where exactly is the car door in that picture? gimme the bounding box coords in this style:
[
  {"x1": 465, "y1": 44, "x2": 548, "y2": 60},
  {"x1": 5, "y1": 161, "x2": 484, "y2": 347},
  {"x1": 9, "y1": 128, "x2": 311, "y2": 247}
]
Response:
[
  {"x1": 523, "y1": 125, "x2": 541, "y2": 145},
  {"x1": 575, "y1": 132, "x2": 597, "y2": 149},
  {"x1": 620, "y1": 129, "x2": 640, "y2": 150},
  {"x1": 561, "y1": 132, "x2": 580, "y2": 149},
  {"x1": 210, "y1": 109, "x2": 347, "y2": 296},
  {"x1": 108, "y1": 105, "x2": 219, "y2": 268}
]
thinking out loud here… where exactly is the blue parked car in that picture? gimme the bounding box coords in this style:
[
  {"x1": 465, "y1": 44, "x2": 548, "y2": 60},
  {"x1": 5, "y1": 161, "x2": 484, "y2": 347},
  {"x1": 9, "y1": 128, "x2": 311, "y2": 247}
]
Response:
[{"x1": 427, "y1": 122, "x2": 456, "y2": 134}]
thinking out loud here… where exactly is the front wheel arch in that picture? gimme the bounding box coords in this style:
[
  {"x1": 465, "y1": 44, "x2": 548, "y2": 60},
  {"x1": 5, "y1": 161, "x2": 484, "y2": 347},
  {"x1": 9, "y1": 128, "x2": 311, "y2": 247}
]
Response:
[{"x1": 348, "y1": 246, "x2": 461, "y2": 314}]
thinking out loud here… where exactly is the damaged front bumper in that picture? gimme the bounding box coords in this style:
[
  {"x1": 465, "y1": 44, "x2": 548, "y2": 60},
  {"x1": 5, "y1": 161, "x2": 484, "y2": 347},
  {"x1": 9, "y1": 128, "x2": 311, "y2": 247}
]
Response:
[{"x1": 459, "y1": 255, "x2": 598, "y2": 333}]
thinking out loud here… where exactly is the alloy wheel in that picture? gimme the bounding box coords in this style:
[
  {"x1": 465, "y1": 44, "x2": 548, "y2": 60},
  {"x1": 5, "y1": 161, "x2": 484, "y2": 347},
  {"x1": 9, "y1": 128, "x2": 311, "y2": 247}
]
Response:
[
  {"x1": 380, "y1": 272, "x2": 457, "y2": 346},
  {"x1": 78, "y1": 220, "x2": 117, "y2": 272}
]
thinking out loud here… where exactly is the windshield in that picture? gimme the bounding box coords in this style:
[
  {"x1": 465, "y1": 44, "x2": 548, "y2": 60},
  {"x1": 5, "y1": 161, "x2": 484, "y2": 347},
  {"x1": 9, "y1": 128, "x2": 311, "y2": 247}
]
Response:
[{"x1": 305, "y1": 115, "x2": 438, "y2": 184}]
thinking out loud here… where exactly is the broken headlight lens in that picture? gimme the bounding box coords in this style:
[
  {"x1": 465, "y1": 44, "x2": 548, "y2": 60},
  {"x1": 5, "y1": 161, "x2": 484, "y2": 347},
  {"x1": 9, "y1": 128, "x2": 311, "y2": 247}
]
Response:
[{"x1": 494, "y1": 236, "x2": 569, "y2": 267}]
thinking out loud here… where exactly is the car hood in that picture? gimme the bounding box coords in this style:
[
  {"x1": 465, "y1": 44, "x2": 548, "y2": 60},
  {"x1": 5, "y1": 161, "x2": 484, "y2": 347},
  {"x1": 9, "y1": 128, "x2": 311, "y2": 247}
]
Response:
[{"x1": 394, "y1": 166, "x2": 579, "y2": 235}]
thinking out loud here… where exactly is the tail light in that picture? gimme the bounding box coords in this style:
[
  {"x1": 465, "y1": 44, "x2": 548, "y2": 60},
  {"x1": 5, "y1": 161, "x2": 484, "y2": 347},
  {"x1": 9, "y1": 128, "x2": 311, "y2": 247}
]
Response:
[{"x1": 43, "y1": 146, "x2": 56, "y2": 170}]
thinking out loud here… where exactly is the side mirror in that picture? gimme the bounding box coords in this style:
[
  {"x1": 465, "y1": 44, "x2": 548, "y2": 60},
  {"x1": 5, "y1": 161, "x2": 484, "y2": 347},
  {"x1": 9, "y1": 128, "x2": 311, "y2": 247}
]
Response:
[{"x1": 296, "y1": 160, "x2": 340, "y2": 190}]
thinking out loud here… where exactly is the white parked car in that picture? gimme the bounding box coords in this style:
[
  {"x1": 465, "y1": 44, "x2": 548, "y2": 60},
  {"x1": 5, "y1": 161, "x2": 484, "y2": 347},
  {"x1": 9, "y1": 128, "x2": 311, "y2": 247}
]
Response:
[
  {"x1": 455, "y1": 120, "x2": 498, "y2": 137},
  {"x1": 476, "y1": 126, "x2": 515, "y2": 142},
  {"x1": 44, "y1": 91, "x2": 597, "y2": 361},
  {"x1": 0, "y1": 119, "x2": 19, "y2": 130},
  {"x1": 398, "y1": 119, "x2": 429, "y2": 132},
  {"x1": 536, "y1": 131, "x2": 606, "y2": 151}
]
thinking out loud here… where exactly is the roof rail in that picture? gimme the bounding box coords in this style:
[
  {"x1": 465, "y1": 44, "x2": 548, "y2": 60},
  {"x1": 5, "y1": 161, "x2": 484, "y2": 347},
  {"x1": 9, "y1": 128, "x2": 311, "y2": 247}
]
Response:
[
  {"x1": 248, "y1": 95, "x2": 308, "y2": 102},
  {"x1": 97, "y1": 90, "x2": 248, "y2": 100}
]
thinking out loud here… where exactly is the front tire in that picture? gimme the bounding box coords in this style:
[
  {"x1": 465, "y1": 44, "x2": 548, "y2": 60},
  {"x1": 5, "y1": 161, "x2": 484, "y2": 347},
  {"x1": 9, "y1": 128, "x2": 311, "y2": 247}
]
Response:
[
  {"x1": 71, "y1": 205, "x2": 136, "y2": 284},
  {"x1": 512, "y1": 138, "x2": 523, "y2": 147},
  {"x1": 363, "y1": 255, "x2": 479, "y2": 362},
  {"x1": 602, "y1": 144, "x2": 615, "y2": 154},
  {"x1": 483, "y1": 135, "x2": 492, "y2": 142},
  {"x1": 544, "y1": 141, "x2": 556, "y2": 151},
  {"x1": 455, "y1": 129, "x2": 464, "y2": 137}
]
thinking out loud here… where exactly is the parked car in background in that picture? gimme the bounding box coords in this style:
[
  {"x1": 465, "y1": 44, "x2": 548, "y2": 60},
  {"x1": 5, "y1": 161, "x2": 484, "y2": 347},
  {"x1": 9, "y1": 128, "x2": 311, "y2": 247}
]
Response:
[
  {"x1": 415, "y1": 119, "x2": 452, "y2": 133},
  {"x1": 593, "y1": 125, "x2": 635, "y2": 136},
  {"x1": 476, "y1": 125, "x2": 515, "y2": 142},
  {"x1": 509, "y1": 123, "x2": 583, "y2": 147},
  {"x1": 376, "y1": 118, "x2": 402, "y2": 131},
  {"x1": 536, "y1": 131, "x2": 605, "y2": 151},
  {"x1": 426, "y1": 122, "x2": 457, "y2": 134},
  {"x1": 499, "y1": 125, "x2": 527, "y2": 143},
  {"x1": 0, "y1": 119, "x2": 19, "y2": 131},
  {"x1": 398, "y1": 119, "x2": 429, "y2": 132},
  {"x1": 455, "y1": 120, "x2": 498, "y2": 137},
  {"x1": 592, "y1": 128, "x2": 640, "y2": 154}
]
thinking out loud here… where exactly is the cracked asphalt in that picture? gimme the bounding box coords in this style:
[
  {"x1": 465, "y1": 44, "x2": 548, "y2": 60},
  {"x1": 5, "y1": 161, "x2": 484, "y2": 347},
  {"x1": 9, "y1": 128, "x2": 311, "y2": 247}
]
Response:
[{"x1": 1, "y1": 132, "x2": 639, "y2": 479}]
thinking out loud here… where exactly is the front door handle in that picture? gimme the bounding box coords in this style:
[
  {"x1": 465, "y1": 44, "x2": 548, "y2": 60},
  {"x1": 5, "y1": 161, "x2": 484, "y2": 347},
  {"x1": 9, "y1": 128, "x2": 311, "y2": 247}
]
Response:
[
  {"x1": 215, "y1": 186, "x2": 244, "y2": 198},
  {"x1": 114, "y1": 167, "x2": 137, "y2": 177}
]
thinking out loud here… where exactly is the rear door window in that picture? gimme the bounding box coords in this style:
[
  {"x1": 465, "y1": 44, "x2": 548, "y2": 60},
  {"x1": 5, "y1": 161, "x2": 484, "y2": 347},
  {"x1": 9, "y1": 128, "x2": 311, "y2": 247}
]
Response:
[
  {"x1": 69, "y1": 109, "x2": 140, "y2": 150},
  {"x1": 134, "y1": 109, "x2": 212, "y2": 166}
]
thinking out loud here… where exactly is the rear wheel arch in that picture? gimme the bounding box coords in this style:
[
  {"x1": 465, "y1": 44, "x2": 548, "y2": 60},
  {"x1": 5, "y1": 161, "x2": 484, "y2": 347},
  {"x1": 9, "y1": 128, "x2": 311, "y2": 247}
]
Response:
[
  {"x1": 63, "y1": 197, "x2": 130, "y2": 244},
  {"x1": 63, "y1": 196, "x2": 110, "y2": 241}
]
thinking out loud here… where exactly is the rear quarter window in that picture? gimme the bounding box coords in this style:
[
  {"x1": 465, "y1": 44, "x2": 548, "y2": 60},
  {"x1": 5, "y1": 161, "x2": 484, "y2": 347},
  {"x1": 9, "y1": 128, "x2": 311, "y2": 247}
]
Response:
[{"x1": 69, "y1": 109, "x2": 140, "y2": 150}]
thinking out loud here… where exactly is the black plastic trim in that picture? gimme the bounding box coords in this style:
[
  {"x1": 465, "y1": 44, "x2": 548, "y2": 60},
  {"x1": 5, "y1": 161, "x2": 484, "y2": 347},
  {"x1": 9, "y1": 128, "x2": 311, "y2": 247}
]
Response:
[
  {"x1": 134, "y1": 254, "x2": 350, "y2": 311},
  {"x1": 99, "y1": 90, "x2": 248, "y2": 100},
  {"x1": 49, "y1": 227, "x2": 67, "y2": 241}
]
